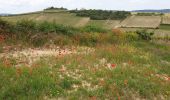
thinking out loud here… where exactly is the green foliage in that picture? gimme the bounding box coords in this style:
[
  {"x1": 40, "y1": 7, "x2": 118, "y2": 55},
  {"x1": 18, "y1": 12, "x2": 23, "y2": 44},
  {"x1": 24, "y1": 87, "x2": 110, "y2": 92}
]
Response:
[
  {"x1": 136, "y1": 12, "x2": 164, "y2": 16},
  {"x1": 44, "y1": 6, "x2": 67, "y2": 10},
  {"x1": 15, "y1": 19, "x2": 37, "y2": 33},
  {"x1": 124, "y1": 32, "x2": 138, "y2": 41},
  {"x1": 159, "y1": 24, "x2": 170, "y2": 31},
  {"x1": 71, "y1": 10, "x2": 131, "y2": 20},
  {"x1": 136, "y1": 30, "x2": 154, "y2": 40},
  {"x1": 38, "y1": 21, "x2": 56, "y2": 33},
  {"x1": 82, "y1": 25, "x2": 107, "y2": 33},
  {"x1": 0, "y1": 18, "x2": 11, "y2": 33},
  {"x1": 38, "y1": 21, "x2": 77, "y2": 35}
]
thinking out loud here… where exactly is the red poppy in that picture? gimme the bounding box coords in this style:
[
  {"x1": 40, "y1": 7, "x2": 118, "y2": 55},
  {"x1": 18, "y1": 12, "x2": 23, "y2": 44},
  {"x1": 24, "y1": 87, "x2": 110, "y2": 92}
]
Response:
[
  {"x1": 111, "y1": 64, "x2": 116, "y2": 68},
  {"x1": 0, "y1": 35, "x2": 5, "y2": 43}
]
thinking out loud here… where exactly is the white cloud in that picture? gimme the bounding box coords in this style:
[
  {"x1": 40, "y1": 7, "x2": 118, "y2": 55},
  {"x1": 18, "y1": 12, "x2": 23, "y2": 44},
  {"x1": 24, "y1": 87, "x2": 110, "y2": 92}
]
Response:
[{"x1": 0, "y1": 0, "x2": 169, "y2": 14}]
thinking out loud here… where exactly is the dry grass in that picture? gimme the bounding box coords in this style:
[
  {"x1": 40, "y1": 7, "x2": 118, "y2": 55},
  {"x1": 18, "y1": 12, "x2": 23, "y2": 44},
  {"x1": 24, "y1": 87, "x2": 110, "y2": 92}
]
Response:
[
  {"x1": 121, "y1": 16, "x2": 161, "y2": 28},
  {"x1": 162, "y1": 15, "x2": 170, "y2": 24}
]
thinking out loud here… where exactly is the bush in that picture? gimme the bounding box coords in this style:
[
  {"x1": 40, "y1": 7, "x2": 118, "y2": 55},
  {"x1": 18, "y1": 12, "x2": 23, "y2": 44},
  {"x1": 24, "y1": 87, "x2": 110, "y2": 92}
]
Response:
[
  {"x1": 15, "y1": 19, "x2": 37, "y2": 33},
  {"x1": 136, "y1": 30, "x2": 154, "y2": 40},
  {"x1": 124, "y1": 32, "x2": 138, "y2": 41},
  {"x1": 38, "y1": 21, "x2": 56, "y2": 33},
  {"x1": 38, "y1": 22, "x2": 77, "y2": 35},
  {"x1": 55, "y1": 24, "x2": 77, "y2": 35},
  {"x1": 0, "y1": 18, "x2": 11, "y2": 33}
]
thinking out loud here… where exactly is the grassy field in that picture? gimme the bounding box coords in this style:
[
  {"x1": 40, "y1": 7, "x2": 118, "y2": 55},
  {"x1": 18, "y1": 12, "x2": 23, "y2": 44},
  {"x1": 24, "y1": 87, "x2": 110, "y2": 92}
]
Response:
[
  {"x1": 0, "y1": 14, "x2": 170, "y2": 99},
  {"x1": 159, "y1": 24, "x2": 170, "y2": 31},
  {"x1": 0, "y1": 41, "x2": 170, "y2": 99}
]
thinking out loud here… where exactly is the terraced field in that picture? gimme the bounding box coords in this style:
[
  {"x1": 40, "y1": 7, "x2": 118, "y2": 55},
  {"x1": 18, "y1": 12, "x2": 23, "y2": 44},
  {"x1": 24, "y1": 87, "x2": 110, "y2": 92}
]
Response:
[
  {"x1": 121, "y1": 16, "x2": 161, "y2": 28},
  {"x1": 87, "y1": 20, "x2": 121, "y2": 29},
  {"x1": 1, "y1": 12, "x2": 89, "y2": 27}
]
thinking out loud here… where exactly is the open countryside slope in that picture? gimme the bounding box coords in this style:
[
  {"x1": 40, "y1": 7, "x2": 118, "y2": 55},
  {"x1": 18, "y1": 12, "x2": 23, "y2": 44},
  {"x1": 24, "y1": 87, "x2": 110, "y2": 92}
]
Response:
[
  {"x1": 121, "y1": 16, "x2": 161, "y2": 28},
  {"x1": 1, "y1": 12, "x2": 89, "y2": 27}
]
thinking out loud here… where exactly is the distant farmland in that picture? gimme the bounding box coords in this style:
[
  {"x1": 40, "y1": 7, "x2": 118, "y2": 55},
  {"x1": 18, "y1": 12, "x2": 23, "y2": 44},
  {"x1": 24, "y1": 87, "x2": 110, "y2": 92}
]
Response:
[
  {"x1": 120, "y1": 16, "x2": 161, "y2": 28},
  {"x1": 1, "y1": 11, "x2": 89, "y2": 27},
  {"x1": 1, "y1": 9, "x2": 170, "y2": 34},
  {"x1": 87, "y1": 20, "x2": 121, "y2": 29}
]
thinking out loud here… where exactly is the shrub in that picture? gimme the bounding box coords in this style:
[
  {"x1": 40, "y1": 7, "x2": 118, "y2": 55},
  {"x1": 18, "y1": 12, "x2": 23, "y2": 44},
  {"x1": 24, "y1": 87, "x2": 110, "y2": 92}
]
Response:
[
  {"x1": 38, "y1": 22, "x2": 77, "y2": 35},
  {"x1": 38, "y1": 21, "x2": 56, "y2": 33},
  {"x1": 124, "y1": 32, "x2": 138, "y2": 41},
  {"x1": 0, "y1": 18, "x2": 11, "y2": 33},
  {"x1": 136, "y1": 30, "x2": 154, "y2": 40},
  {"x1": 15, "y1": 19, "x2": 37, "y2": 33},
  {"x1": 55, "y1": 24, "x2": 77, "y2": 35}
]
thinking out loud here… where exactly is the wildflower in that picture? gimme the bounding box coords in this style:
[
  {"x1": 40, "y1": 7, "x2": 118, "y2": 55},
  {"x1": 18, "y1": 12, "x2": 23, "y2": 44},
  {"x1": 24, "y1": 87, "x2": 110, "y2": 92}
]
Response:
[
  {"x1": 0, "y1": 35, "x2": 5, "y2": 43},
  {"x1": 116, "y1": 93, "x2": 121, "y2": 100},
  {"x1": 111, "y1": 64, "x2": 116, "y2": 68}
]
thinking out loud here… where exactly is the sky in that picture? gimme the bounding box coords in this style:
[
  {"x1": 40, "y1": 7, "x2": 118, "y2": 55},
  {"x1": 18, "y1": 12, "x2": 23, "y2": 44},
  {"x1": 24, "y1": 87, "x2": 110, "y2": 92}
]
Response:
[{"x1": 0, "y1": 0, "x2": 170, "y2": 14}]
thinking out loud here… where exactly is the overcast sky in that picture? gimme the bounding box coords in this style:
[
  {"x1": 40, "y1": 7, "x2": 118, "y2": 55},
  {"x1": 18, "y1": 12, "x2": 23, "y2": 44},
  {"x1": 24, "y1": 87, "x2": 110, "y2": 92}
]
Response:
[{"x1": 0, "y1": 0, "x2": 170, "y2": 14}]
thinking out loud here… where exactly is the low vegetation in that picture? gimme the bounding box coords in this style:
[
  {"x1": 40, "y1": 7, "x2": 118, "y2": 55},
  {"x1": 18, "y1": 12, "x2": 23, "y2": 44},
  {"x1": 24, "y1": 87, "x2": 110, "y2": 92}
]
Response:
[
  {"x1": 159, "y1": 24, "x2": 170, "y2": 31},
  {"x1": 0, "y1": 17, "x2": 170, "y2": 100}
]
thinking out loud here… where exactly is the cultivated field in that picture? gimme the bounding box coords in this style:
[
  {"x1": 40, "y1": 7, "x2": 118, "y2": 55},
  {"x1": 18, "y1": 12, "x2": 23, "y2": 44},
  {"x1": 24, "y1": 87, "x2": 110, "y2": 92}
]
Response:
[
  {"x1": 120, "y1": 16, "x2": 161, "y2": 28},
  {"x1": 1, "y1": 12, "x2": 89, "y2": 27},
  {"x1": 87, "y1": 20, "x2": 121, "y2": 29}
]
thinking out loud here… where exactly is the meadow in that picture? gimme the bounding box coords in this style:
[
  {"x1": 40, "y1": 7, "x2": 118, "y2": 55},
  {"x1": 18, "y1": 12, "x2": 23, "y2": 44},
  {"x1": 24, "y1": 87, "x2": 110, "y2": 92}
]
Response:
[{"x1": 0, "y1": 10, "x2": 170, "y2": 100}]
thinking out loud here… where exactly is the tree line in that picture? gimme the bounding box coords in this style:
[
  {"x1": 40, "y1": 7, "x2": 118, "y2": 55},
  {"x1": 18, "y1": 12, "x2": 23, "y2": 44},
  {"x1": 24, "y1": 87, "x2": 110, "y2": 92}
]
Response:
[{"x1": 70, "y1": 10, "x2": 131, "y2": 20}]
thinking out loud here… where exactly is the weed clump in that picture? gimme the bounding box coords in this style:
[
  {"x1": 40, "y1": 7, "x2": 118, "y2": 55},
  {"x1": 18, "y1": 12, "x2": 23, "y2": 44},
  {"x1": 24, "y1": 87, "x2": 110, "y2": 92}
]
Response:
[{"x1": 136, "y1": 30, "x2": 154, "y2": 40}]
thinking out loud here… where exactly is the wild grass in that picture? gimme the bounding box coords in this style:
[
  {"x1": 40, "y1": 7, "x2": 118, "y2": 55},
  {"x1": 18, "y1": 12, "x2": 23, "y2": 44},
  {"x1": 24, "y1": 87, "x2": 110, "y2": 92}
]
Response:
[
  {"x1": 0, "y1": 41, "x2": 170, "y2": 99},
  {"x1": 0, "y1": 18, "x2": 170, "y2": 99},
  {"x1": 159, "y1": 24, "x2": 170, "y2": 31}
]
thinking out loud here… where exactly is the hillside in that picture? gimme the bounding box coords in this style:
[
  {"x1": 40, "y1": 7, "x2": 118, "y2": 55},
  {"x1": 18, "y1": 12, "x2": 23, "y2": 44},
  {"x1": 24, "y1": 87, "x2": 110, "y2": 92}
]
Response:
[
  {"x1": 1, "y1": 11, "x2": 89, "y2": 27},
  {"x1": 0, "y1": 8, "x2": 170, "y2": 99}
]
